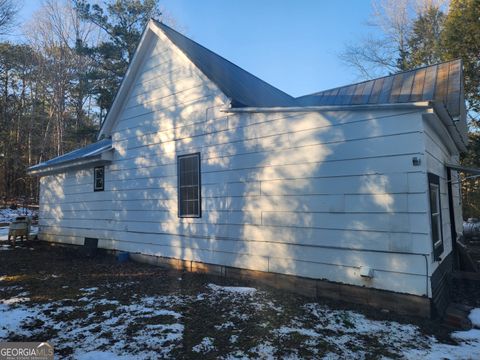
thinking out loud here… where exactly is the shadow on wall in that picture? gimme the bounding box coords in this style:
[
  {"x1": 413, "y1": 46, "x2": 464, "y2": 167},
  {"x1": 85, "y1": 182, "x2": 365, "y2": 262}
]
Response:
[{"x1": 39, "y1": 35, "x2": 432, "y2": 296}]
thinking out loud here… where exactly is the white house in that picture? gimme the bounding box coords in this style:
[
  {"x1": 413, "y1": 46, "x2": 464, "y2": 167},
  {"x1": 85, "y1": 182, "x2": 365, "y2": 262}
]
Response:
[{"x1": 27, "y1": 19, "x2": 469, "y2": 317}]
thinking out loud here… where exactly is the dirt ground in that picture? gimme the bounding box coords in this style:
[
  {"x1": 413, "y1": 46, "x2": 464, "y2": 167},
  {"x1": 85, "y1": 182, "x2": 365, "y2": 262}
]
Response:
[{"x1": 0, "y1": 239, "x2": 478, "y2": 359}]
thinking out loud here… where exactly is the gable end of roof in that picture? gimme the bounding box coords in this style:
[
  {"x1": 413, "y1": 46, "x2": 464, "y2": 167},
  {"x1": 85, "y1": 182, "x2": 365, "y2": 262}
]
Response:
[{"x1": 151, "y1": 20, "x2": 296, "y2": 108}]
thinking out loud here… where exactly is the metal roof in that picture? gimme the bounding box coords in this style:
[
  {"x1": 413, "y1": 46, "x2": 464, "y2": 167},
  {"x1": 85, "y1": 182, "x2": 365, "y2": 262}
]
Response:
[
  {"x1": 296, "y1": 59, "x2": 465, "y2": 119},
  {"x1": 156, "y1": 20, "x2": 464, "y2": 120},
  {"x1": 27, "y1": 139, "x2": 112, "y2": 173},
  {"x1": 154, "y1": 20, "x2": 296, "y2": 108}
]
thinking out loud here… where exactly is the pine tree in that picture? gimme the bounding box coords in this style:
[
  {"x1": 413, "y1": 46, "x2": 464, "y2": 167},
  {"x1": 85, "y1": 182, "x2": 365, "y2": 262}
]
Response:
[
  {"x1": 406, "y1": 4, "x2": 445, "y2": 68},
  {"x1": 442, "y1": 0, "x2": 480, "y2": 124},
  {"x1": 74, "y1": 0, "x2": 161, "y2": 122}
]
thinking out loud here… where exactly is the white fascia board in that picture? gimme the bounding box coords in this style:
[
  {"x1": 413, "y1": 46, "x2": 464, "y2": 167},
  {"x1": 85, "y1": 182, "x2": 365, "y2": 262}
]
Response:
[
  {"x1": 221, "y1": 101, "x2": 432, "y2": 113},
  {"x1": 423, "y1": 112, "x2": 459, "y2": 156},
  {"x1": 430, "y1": 102, "x2": 468, "y2": 153},
  {"x1": 27, "y1": 149, "x2": 114, "y2": 177}
]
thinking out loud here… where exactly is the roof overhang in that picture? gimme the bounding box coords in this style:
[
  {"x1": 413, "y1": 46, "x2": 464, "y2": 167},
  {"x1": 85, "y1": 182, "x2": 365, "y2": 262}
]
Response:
[
  {"x1": 429, "y1": 102, "x2": 468, "y2": 153},
  {"x1": 27, "y1": 149, "x2": 114, "y2": 177},
  {"x1": 222, "y1": 101, "x2": 432, "y2": 113},
  {"x1": 446, "y1": 163, "x2": 480, "y2": 176}
]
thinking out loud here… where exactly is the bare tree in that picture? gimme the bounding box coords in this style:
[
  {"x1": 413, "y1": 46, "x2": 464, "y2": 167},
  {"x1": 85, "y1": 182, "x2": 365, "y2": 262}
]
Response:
[
  {"x1": 0, "y1": 0, "x2": 21, "y2": 36},
  {"x1": 25, "y1": 0, "x2": 101, "y2": 50},
  {"x1": 339, "y1": 0, "x2": 449, "y2": 79},
  {"x1": 24, "y1": 0, "x2": 101, "y2": 158}
]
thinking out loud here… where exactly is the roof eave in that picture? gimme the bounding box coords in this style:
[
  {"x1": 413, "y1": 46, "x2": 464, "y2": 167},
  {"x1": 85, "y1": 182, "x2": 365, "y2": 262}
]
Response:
[
  {"x1": 430, "y1": 102, "x2": 468, "y2": 153},
  {"x1": 221, "y1": 101, "x2": 433, "y2": 113},
  {"x1": 27, "y1": 149, "x2": 114, "y2": 177}
]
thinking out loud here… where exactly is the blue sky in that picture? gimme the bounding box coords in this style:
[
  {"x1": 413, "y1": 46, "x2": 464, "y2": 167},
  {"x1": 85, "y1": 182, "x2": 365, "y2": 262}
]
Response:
[{"x1": 18, "y1": 0, "x2": 373, "y2": 97}]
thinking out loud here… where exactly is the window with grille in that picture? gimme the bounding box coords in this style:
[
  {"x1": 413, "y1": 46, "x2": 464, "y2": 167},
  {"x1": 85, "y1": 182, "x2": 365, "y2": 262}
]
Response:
[
  {"x1": 94, "y1": 166, "x2": 104, "y2": 192},
  {"x1": 428, "y1": 173, "x2": 443, "y2": 260},
  {"x1": 178, "y1": 153, "x2": 201, "y2": 217}
]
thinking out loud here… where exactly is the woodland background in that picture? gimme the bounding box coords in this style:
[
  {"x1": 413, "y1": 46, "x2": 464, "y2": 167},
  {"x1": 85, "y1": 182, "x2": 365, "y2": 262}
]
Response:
[{"x1": 0, "y1": 0, "x2": 478, "y2": 217}]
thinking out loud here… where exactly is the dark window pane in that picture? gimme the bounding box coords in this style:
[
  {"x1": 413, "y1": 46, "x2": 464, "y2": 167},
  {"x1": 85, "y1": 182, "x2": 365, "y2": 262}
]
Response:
[
  {"x1": 180, "y1": 169, "x2": 186, "y2": 186},
  {"x1": 187, "y1": 170, "x2": 194, "y2": 186},
  {"x1": 430, "y1": 187, "x2": 438, "y2": 213},
  {"x1": 183, "y1": 171, "x2": 190, "y2": 186},
  {"x1": 192, "y1": 187, "x2": 197, "y2": 201},
  {"x1": 191, "y1": 169, "x2": 198, "y2": 184},
  {"x1": 94, "y1": 166, "x2": 104, "y2": 191},
  {"x1": 431, "y1": 214, "x2": 439, "y2": 243},
  {"x1": 180, "y1": 188, "x2": 187, "y2": 201},
  {"x1": 188, "y1": 156, "x2": 195, "y2": 170},
  {"x1": 178, "y1": 154, "x2": 201, "y2": 217}
]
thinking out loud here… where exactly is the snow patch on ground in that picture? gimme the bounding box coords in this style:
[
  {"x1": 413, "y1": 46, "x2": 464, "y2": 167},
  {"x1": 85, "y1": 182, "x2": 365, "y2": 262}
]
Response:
[
  {"x1": 214, "y1": 321, "x2": 235, "y2": 330},
  {"x1": 0, "y1": 294, "x2": 186, "y2": 359},
  {"x1": 1, "y1": 280, "x2": 480, "y2": 358},
  {"x1": 276, "y1": 326, "x2": 320, "y2": 338},
  {"x1": 248, "y1": 342, "x2": 277, "y2": 358},
  {"x1": 229, "y1": 334, "x2": 239, "y2": 344},
  {"x1": 319, "y1": 304, "x2": 480, "y2": 359},
  {"x1": 0, "y1": 296, "x2": 42, "y2": 338},
  {"x1": 0, "y1": 306, "x2": 37, "y2": 338},
  {"x1": 452, "y1": 328, "x2": 480, "y2": 341},
  {"x1": 207, "y1": 283, "x2": 257, "y2": 295},
  {"x1": 192, "y1": 337, "x2": 216, "y2": 353},
  {"x1": 1, "y1": 296, "x2": 30, "y2": 305},
  {"x1": 403, "y1": 332, "x2": 480, "y2": 360},
  {"x1": 79, "y1": 287, "x2": 98, "y2": 293},
  {"x1": 469, "y1": 308, "x2": 480, "y2": 328},
  {"x1": 75, "y1": 351, "x2": 137, "y2": 360}
]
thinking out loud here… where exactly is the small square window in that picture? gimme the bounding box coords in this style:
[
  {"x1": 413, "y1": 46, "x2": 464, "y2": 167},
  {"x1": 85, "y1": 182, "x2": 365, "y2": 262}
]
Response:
[
  {"x1": 178, "y1": 153, "x2": 201, "y2": 217},
  {"x1": 94, "y1": 166, "x2": 104, "y2": 192}
]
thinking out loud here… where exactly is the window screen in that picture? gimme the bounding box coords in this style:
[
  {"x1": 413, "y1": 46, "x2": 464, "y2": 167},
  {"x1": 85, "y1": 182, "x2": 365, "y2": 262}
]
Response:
[
  {"x1": 428, "y1": 173, "x2": 443, "y2": 260},
  {"x1": 178, "y1": 153, "x2": 201, "y2": 217},
  {"x1": 94, "y1": 166, "x2": 104, "y2": 192}
]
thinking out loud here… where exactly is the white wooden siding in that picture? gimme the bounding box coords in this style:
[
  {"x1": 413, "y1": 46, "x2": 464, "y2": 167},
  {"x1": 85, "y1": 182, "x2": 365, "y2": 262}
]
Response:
[
  {"x1": 423, "y1": 117, "x2": 462, "y2": 276},
  {"x1": 38, "y1": 29, "x2": 435, "y2": 297}
]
